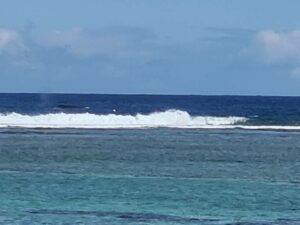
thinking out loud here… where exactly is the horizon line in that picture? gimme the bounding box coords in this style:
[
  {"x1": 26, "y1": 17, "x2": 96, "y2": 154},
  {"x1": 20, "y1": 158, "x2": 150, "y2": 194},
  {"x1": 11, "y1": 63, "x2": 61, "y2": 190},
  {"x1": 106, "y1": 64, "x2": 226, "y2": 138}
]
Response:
[{"x1": 0, "y1": 92, "x2": 299, "y2": 98}]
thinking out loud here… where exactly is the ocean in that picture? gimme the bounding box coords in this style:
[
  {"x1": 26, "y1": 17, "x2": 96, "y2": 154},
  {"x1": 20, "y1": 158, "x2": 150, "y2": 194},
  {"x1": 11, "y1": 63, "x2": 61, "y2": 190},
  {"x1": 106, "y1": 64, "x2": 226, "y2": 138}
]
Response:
[{"x1": 0, "y1": 94, "x2": 300, "y2": 224}]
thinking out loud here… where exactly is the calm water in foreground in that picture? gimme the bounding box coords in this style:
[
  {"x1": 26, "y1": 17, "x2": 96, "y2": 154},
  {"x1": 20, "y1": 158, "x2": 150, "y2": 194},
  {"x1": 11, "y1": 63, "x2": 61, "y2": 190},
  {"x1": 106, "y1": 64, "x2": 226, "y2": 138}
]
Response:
[{"x1": 0, "y1": 128, "x2": 300, "y2": 224}]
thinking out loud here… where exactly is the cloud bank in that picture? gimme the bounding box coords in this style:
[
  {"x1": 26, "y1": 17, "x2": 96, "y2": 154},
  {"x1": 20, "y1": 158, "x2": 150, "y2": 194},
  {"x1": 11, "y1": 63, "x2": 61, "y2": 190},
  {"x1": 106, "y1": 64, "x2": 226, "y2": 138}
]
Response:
[
  {"x1": 1, "y1": 26, "x2": 300, "y2": 94},
  {"x1": 0, "y1": 26, "x2": 177, "y2": 93},
  {"x1": 257, "y1": 30, "x2": 300, "y2": 63},
  {"x1": 36, "y1": 27, "x2": 156, "y2": 60},
  {"x1": 0, "y1": 26, "x2": 162, "y2": 74},
  {"x1": 0, "y1": 27, "x2": 160, "y2": 59},
  {"x1": 256, "y1": 30, "x2": 300, "y2": 78},
  {"x1": 0, "y1": 29, "x2": 26, "y2": 55}
]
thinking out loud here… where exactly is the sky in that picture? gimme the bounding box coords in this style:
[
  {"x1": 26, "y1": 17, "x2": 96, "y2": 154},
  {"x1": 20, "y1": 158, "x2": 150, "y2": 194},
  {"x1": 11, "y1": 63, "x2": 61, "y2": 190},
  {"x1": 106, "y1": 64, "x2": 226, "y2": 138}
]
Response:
[{"x1": 1, "y1": 0, "x2": 300, "y2": 95}]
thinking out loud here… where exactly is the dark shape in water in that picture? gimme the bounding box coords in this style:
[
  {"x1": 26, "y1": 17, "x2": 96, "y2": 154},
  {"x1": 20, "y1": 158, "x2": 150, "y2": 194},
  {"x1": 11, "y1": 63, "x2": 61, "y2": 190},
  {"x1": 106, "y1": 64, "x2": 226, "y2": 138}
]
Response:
[
  {"x1": 26, "y1": 210, "x2": 300, "y2": 224},
  {"x1": 225, "y1": 218, "x2": 300, "y2": 225},
  {"x1": 56, "y1": 104, "x2": 84, "y2": 109},
  {"x1": 27, "y1": 209, "x2": 218, "y2": 223}
]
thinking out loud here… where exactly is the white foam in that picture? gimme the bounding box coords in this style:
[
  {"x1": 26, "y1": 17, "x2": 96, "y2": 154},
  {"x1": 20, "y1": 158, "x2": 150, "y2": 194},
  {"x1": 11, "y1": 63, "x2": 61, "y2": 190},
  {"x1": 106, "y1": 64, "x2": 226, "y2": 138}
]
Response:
[
  {"x1": 230, "y1": 125, "x2": 300, "y2": 131},
  {"x1": 0, "y1": 110, "x2": 247, "y2": 129}
]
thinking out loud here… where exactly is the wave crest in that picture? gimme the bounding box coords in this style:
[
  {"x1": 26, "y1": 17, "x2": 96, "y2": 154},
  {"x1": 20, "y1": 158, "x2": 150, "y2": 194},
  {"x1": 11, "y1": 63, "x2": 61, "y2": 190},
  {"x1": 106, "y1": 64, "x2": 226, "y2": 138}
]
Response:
[{"x1": 0, "y1": 110, "x2": 247, "y2": 129}]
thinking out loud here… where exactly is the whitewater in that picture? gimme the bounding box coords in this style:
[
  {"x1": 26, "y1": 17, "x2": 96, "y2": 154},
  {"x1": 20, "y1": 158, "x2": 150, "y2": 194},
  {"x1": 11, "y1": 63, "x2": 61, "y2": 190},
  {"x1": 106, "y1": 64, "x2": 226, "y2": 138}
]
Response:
[
  {"x1": 0, "y1": 109, "x2": 248, "y2": 129},
  {"x1": 0, "y1": 109, "x2": 299, "y2": 130}
]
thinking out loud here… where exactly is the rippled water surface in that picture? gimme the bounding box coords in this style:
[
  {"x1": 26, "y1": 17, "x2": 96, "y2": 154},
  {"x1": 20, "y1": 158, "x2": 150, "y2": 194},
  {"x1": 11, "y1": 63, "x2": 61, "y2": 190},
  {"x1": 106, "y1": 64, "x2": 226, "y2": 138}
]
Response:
[{"x1": 0, "y1": 128, "x2": 300, "y2": 224}]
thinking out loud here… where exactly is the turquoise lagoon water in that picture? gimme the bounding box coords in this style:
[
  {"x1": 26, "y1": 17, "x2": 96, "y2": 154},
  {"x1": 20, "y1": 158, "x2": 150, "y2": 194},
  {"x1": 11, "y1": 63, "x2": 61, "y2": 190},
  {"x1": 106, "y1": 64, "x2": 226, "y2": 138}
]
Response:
[{"x1": 0, "y1": 128, "x2": 299, "y2": 224}]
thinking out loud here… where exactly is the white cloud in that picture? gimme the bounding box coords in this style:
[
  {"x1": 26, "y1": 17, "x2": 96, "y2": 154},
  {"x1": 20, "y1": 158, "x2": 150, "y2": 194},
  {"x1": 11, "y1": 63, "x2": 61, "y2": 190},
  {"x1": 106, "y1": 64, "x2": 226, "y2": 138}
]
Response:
[
  {"x1": 0, "y1": 26, "x2": 162, "y2": 78},
  {"x1": 256, "y1": 30, "x2": 300, "y2": 63},
  {"x1": 0, "y1": 29, "x2": 26, "y2": 55},
  {"x1": 256, "y1": 30, "x2": 300, "y2": 78}
]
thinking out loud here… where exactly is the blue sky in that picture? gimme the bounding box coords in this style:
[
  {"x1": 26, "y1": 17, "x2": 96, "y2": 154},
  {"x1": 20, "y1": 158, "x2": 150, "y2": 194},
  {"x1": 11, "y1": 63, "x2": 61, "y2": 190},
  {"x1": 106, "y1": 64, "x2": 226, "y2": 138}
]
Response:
[{"x1": 1, "y1": 0, "x2": 300, "y2": 95}]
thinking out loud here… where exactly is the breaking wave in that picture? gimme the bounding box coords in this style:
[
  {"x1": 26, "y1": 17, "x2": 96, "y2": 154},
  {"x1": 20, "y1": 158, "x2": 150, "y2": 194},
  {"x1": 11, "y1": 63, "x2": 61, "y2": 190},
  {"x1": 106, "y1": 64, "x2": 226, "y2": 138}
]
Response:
[{"x1": 0, "y1": 110, "x2": 247, "y2": 129}]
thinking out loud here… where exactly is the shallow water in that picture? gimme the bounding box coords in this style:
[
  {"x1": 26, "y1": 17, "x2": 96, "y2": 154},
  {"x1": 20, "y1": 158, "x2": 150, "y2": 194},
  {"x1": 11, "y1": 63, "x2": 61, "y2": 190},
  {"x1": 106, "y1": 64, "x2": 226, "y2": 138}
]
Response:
[{"x1": 0, "y1": 129, "x2": 300, "y2": 224}]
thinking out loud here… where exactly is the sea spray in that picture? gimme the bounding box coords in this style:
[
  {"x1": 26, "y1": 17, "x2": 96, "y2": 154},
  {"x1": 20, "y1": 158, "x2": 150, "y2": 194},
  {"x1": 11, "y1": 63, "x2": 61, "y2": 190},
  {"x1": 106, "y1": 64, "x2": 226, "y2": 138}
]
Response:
[{"x1": 0, "y1": 110, "x2": 247, "y2": 129}]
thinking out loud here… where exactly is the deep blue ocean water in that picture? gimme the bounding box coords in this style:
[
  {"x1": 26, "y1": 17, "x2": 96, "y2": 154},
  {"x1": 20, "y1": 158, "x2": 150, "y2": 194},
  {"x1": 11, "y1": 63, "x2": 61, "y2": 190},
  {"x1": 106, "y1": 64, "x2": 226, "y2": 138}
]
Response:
[
  {"x1": 0, "y1": 94, "x2": 300, "y2": 224},
  {"x1": 1, "y1": 94, "x2": 300, "y2": 126}
]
